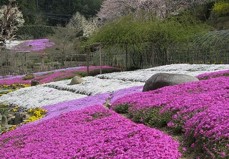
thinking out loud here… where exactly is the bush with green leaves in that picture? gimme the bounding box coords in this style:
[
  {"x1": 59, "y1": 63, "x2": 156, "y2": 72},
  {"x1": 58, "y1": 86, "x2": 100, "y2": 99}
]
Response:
[
  {"x1": 89, "y1": 13, "x2": 211, "y2": 67},
  {"x1": 212, "y1": 0, "x2": 229, "y2": 16},
  {"x1": 22, "y1": 73, "x2": 35, "y2": 80}
]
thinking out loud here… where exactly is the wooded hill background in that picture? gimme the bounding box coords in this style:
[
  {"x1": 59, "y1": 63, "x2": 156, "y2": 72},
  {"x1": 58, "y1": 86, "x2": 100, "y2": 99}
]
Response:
[{"x1": 0, "y1": 0, "x2": 102, "y2": 25}]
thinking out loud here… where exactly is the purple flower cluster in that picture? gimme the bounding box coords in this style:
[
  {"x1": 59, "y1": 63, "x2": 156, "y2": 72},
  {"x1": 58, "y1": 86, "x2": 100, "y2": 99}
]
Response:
[
  {"x1": 41, "y1": 93, "x2": 110, "y2": 123},
  {"x1": 197, "y1": 69, "x2": 229, "y2": 80},
  {"x1": 110, "y1": 86, "x2": 143, "y2": 104},
  {"x1": 0, "y1": 66, "x2": 115, "y2": 85},
  {"x1": 12, "y1": 39, "x2": 55, "y2": 52},
  {"x1": 112, "y1": 76, "x2": 229, "y2": 158},
  {"x1": 0, "y1": 105, "x2": 181, "y2": 159}
]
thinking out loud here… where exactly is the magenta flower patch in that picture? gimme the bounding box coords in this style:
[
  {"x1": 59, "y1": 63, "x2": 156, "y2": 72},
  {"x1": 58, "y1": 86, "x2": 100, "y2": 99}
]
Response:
[
  {"x1": 0, "y1": 66, "x2": 115, "y2": 85},
  {"x1": 111, "y1": 76, "x2": 229, "y2": 157},
  {"x1": 12, "y1": 39, "x2": 55, "y2": 52},
  {"x1": 197, "y1": 69, "x2": 229, "y2": 80},
  {"x1": 0, "y1": 105, "x2": 181, "y2": 159}
]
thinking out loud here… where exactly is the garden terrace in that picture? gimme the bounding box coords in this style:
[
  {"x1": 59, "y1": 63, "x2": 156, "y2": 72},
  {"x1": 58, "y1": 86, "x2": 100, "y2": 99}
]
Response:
[{"x1": 0, "y1": 64, "x2": 228, "y2": 158}]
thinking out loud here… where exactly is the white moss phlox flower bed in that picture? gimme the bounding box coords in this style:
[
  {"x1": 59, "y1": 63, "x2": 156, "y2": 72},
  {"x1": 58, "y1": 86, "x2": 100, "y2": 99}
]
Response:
[
  {"x1": 97, "y1": 64, "x2": 229, "y2": 82},
  {"x1": 0, "y1": 86, "x2": 86, "y2": 108},
  {"x1": 45, "y1": 76, "x2": 143, "y2": 95}
]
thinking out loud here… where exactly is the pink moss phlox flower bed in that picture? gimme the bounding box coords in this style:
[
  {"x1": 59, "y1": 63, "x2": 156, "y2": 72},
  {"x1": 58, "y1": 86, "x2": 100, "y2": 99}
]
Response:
[
  {"x1": 0, "y1": 66, "x2": 115, "y2": 85},
  {"x1": 111, "y1": 76, "x2": 229, "y2": 158},
  {"x1": 197, "y1": 69, "x2": 229, "y2": 80},
  {"x1": 12, "y1": 39, "x2": 55, "y2": 52},
  {"x1": 0, "y1": 105, "x2": 181, "y2": 159}
]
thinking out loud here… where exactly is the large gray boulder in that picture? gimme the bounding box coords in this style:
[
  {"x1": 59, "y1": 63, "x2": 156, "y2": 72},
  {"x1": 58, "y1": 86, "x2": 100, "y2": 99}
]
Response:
[
  {"x1": 69, "y1": 76, "x2": 84, "y2": 85},
  {"x1": 143, "y1": 73, "x2": 199, "y2": 92}
]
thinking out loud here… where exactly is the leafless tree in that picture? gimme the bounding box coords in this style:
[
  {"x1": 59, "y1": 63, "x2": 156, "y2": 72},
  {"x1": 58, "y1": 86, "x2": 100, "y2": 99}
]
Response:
[{"x1": 0, "y1": 0, "x2": 25, "y2": 47}]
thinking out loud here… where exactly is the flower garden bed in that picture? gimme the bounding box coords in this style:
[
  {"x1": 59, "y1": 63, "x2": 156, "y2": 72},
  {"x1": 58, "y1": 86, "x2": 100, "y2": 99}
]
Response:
[
  {"x1": 0, "y1": 64, "x2": 228, "y2": 158},
  {"x1": 11, "y1": 39, "x2": 54, "y2": 53},
  {"x1": 0, "y1": 66, "x2": 120, "y2": 85},
  {"x1": 97, "y1": 64, "x2": 229, "y2": 82},
  {"x1": 197, "y1": 69, "x2": 229, "y2": 80},
  {"x1": 111, "y1": 73, "x2": 229, "y2": 158},
  {"x1": 0, "y1": 86, "x2": 87, "y2": 108},
  {"x1": 0, "y1": 84, "x2": 30, "y2": 97},
  {"x1": 45, "y1": 76, "x2": 143, "y2": 96},
  {"x1": 0, "y1": 105, "x2": 181, "y2": 159},
  {"x1": 0, "y1": 103, "x2": 46, "y2": 135}
]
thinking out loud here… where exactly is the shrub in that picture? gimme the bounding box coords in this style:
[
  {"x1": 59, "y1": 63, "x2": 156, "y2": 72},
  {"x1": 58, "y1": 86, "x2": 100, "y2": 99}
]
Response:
[
  {"x1": 24, "y1": 108, "x2": 47, "y2": 123},
  {"x1": 22, "y1": 74, "x2": 35, "y2": 80},
  {"x1": 113, "y1": 104, "x2": 129, "y2": 114},
  {"x1": 0, "y1": 103, "x2": 47, "y2": 134},
  {"x1": 212, "y1": 1, "x2": 229, "y2": 16}
]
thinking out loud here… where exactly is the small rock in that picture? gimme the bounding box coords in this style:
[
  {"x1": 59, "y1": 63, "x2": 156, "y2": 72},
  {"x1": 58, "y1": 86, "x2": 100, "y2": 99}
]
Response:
[
  {"x1": 14, "y1": 112, "x2": 24, "y2": 125},
  {"x1": 31, "y1": 80, "x2": 39, "y2": 86},
  {"x1": 69, "y1": 76, "x2": 84, "y2": 85}
]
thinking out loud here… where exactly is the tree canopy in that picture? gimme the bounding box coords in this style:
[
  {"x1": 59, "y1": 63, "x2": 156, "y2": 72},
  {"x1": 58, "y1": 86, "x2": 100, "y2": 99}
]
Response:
[
  {"x1": 90, "y1": 14, "x2": 211, "y2": 46},
  {"x1": 0, "y1": 0, "x2": 103, "y2": 26}
]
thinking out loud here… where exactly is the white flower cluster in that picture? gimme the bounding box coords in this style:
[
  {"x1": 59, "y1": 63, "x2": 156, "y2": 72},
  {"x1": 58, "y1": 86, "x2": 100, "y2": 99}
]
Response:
[
  {"x1": 67, "y1": 12, "x2": 98, "y2": 38},
  {"x1": 0, "y1": 86, "x2": 86, "y2": 108},
  {"x1": 97, "y1": 0, "x2": 216, "y2": 22},
  {"x1": 45, "y1": 76, "x2": 143, "y2": 96}
]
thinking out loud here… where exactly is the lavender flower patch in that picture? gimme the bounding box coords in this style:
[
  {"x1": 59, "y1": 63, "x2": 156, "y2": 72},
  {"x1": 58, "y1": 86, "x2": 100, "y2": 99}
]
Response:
[
  {"x1": 110, "y1": 86, "x2": 143, "y2": 104},
  {"x1": 111, "y1": 76, "x2": 229, "y2": 158},
  {"x1": 0, "y1": 75, "x2": 24, "y2": 80},
  {"x1": 0, "y1": 105, "x2": 181, "y2": 159},
  {"x1": 40, "y1": 93, "x2": 110, "y2": 123}
]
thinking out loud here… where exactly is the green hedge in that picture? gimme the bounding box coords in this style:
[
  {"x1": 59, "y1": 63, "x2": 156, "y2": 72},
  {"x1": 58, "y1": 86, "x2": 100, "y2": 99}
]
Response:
[{"x1": 17, "y1": 25, "x2": 55, "y2": 39}]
